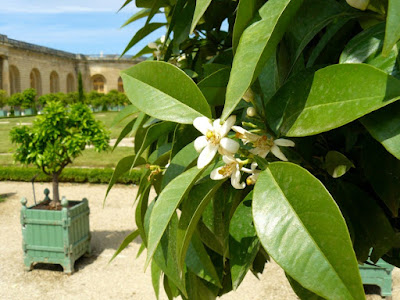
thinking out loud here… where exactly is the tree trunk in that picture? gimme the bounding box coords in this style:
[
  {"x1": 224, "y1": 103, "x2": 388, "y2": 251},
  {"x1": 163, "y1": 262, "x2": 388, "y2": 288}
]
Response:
[{"x1": 52, "y1": 172, "x2": 60, "y2": 205}]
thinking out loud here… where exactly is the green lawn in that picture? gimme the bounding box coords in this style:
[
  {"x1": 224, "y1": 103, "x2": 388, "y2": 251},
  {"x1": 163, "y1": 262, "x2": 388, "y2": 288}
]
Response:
[{"x1": 0, "y1": 111, "x2": 135, "y2": 168}]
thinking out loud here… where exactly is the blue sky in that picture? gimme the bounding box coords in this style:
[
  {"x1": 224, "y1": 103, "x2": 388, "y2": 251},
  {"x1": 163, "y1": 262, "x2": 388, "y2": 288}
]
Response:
[{"x1": 0, "y1": 0, "x2": 166, "y2": 55}]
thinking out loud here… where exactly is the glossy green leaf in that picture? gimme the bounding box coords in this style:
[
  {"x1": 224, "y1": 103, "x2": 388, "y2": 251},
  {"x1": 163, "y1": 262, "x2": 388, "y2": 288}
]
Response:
[
  {"x1": 134, "y1": 121, "x2": 176, "y2": 164},
  {"x1": 340, "y1": 23, "x2": 400, "y2": 77},
  {"x1": 230, "y1": 193, "x2": 260, "y2": 290},
  {"x1": 253, "y1": 162, "x2": 364, "y2": 299},
  {"x1": 325, "y1": 151, "x2": 354, "y2": 178},
  {"x1": 362, "y1": 139, "x2": 400, "y2": 216},
  {"x1": 109, "y1": 229, "x2": 139, "y2": 263},
  {"x1": 361, "y1": 101, "x2": 400, "y2": 159},
  {"x1": 266, "y1": 64, "x2": 400, "y2": 137},
  {"x1": 383, "y1": 0, "x2": 400, "y2": 56},
  {"x1": 190, "y1": 0, "x2": 213, "y2": 34},
  {"x1": 151, "y1": 260, "x2": 162, "y2": 300},
  {"x1": 145, "y1": 0, "x2": 164, "y2": 25},
  {"x1": 198, "y1": 68, "x2": 230, "y2": 106},
  {"x1": 136, "y1": 184, "x2": 151, "y2": 244},
  {"x1": 222, "y1": 0, "x2": 303, "y2": 121},
  {"x1": 177, "y1": 179, "x2": 224, "y2": 271},
  {"x1": 286, "y1": 274, "x2": 325, "y2": 300},
  {"x1": 104, "y1": 155, "x2": 146, "y2": 202},
  {"x1": 122, "y1": 61, "x2": 211, "y2": 124},
  {"x1": 146, "y1": 167, "x2": 205, "y2": 268},
  {"x1": 162, "y1": 142, "x2": 199, "y2": 189},
  {"x1": 112, "y1": 118, "x2": 136, "y2": 150},
  {"x1": 136, "y1": 0, "x2": 169, "y2": 8},
  {"x1": 232, "y1": 0, "x2": 262, "y2": 53},
  {"x1": 185, "y1": 232, "x2": 222, "y2": 287},
  {"x1": 121, "y1": 23, "x2": 166, "y2": 56},
  {"x1": 170, "y1": 124, "x2": 199, "y2": 158},
  {"x1": 121, "y1": 8, "x2": 152, "y2": 27},
  {"x1": 172, "y1": 1, "x2": 196, "y2": 45},
  {"x1": 111, "y1": 105, "x2": 139, "y2": 127},
  {"x1": 287, "y1": 0, "x2": 351, "y2": 66}
]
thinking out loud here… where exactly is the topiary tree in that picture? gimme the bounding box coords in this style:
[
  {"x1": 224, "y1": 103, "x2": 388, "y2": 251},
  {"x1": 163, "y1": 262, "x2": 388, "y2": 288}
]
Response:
[
  {"x1": 7, "y1": 92, "x2": 23, "y2": 115},
  {"x1": 109, "y1": 0, "x2": 400, "y2": 299},
  {"x1": 78, "y1": 71, "x2": 84, "y2": 103},
  {"x1": 0, "y1": 90, "x2": 8, "y2": 109},
  {"x1": 21, "y1": 88, "x2": 37, "y2": 113},
  {"x1": 11, "y1": 101, "x2": 110, "y2": 208}
]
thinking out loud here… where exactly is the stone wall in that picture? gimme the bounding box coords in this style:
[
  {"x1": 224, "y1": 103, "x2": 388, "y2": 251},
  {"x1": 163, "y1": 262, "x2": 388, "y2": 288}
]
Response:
[{"x1": 0, "y1": 34, "x2": 143, "y2": 95}]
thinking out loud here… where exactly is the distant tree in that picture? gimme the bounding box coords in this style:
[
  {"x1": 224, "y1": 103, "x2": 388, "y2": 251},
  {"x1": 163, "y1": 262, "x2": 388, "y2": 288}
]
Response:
[
  {"x1": 10, "y1": 102, "x2": 110, "y2": 208},
  {"x1": 0, "y1": 90, "x2": 8, "y2": 109},
  {"x1": 86, "y1": 91, "x2": 104, "y2": 110},
  {"x1": 38, "y1": 93, "x2": 62, "y2": 107},
  {"x1": 21, "y1": 88, "x2": 38, "y2": 112},
  {"x1": 7, "y1": 92, "x2": 24, "y2": 115},
  {"x1": 78, "y1": 72, "x2": 84, "y2": 103}
]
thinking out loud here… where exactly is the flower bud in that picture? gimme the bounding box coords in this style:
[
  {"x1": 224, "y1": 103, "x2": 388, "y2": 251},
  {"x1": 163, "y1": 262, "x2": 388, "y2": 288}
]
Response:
[
  {"x1": 346, "y1": 0, "x2": 369, "y2": 10},
  {"x1": 246, "y1": 107, "x2": 257, "y2": 117},
  {"x1": 160, "y1": 35, "x2": 166, "y2": 43},
  {"x1": 243, "y1": 89, "x2": 254, "y2": 103},
  {"x1": 148, "y1": 42, "x2": 158, "y2": 49}
]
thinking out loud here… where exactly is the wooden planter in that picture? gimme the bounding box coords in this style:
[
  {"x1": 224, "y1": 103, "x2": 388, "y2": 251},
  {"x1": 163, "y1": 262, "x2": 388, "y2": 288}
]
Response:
[{"x1": 20, "y1": 191, "x2": 91, "y2": 274}]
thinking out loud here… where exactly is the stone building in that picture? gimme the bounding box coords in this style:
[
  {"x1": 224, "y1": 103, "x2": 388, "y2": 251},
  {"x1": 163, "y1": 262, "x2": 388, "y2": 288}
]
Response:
[{"x1": 0, "y1": 34, "x2": 143, "y2": 96}]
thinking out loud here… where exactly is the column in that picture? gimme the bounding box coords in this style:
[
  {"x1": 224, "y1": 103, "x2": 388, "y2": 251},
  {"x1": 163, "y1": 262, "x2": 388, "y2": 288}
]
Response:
[{"x1": 2, "y1": 56, "x2": 10, "y2": 95}]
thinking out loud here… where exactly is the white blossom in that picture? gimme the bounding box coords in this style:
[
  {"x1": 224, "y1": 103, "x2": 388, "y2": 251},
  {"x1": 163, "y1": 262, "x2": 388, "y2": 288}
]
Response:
[
  {"x1": 193, "y1": 116, "x2": 239, "y2": 168},
  {"x1": 210, "y1": 155, "x2": 246, "y2": 189},
  {"x1": 242, "y1": 162, "x2": 260, "y2": 185},
  {"x1": 246, "y1": 107, "x2": 257, "y2": 117},
  {"x1": 232, "y1": 126, "x2": 295, "y2": 161}
]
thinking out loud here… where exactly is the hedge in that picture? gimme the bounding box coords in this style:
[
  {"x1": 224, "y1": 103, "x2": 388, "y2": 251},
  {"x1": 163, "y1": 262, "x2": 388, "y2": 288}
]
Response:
[{"x1": 0, "y1": 166, "x2": 143, "y2": 184}]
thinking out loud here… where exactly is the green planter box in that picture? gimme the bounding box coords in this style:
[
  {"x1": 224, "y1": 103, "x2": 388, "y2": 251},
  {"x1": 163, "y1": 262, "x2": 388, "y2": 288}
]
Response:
[
  {"x1": 20, "y1": 194, "x2": 91, "y2": 274},
  {"x1": 360, "y1": 259, "x2": 394, "y2": 299}
]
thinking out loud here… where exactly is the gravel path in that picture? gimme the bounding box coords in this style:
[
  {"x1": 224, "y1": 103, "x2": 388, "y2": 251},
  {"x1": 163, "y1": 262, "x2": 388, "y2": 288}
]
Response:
[{"x1": 0, "y1": 181, "x2": 398, "y2": 300}]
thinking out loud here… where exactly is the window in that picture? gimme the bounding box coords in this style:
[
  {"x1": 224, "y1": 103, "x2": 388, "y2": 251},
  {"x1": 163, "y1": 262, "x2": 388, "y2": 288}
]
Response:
[
  {"x1": 9, "y1": 65, "x2": 21, "y2": 94},
  {"x1": 118, "y1": 77, "x2": 124, "y2": 93},
  {"x1": 30, "y1": 68, "x2": 42, "y2": 96},
  {"x1": 50, "y1": 71, "x2": 60, "y2": 93},
  {"x1": 92, "y1": 74, "x2": 106, "y2": 93}
]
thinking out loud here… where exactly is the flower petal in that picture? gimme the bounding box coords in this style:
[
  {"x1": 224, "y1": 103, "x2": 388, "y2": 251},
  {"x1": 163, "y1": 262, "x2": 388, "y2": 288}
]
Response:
[
  {"x1": 210, "y1": 167, "x2": 228, "y2": 180},
  {"x1": 232, "y1": 126, "x2": 246, "y2": 134},
  {"x1": 271, "y1": 145, "x2": 288, "y2": 161},
  {"x1": 231, "y1": 168, "x2": 245, "y2": 189},
  {"x1": 274, "y1": 138, "x2": 295, "y2": 147},
  {"x1": 222, "y1": 155, "x2": 235, "y2": 164},
  {"x1": 250, "y1": 148, "x2": 269, "y2": 158},
  {"x1": 220, "y1": 137, "x2": 239, "y2": 154},
  {"x1": 194, "y1": 136, "x2": 208, "y2": 152},
  {"x1": 193, "y1": 117, "x2": 213, "y2": 135},
  {"x1": 219, "y1": 115, "x2": 236, "y2": 136},
  {"x1": 197, "y1": 144, "x2": 218, "y2": 168}
]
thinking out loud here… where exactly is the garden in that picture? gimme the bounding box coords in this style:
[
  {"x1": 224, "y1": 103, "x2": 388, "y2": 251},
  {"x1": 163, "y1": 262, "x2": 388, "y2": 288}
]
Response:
[{"x1": 1, "y1": 0, "x2": 400, "y2": 299}]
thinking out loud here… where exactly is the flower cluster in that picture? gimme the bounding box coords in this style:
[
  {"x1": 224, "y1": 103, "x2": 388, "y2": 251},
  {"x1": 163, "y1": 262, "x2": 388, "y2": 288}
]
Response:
[{"x1": 193, "y1": 115, "x2": 295, "y2": 189}]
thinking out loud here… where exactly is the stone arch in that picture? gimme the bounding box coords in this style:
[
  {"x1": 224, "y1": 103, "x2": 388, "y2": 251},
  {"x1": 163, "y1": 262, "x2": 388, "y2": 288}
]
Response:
[
  {"x1": 30, "y1": 68, "x2": 42, "y2": 95},
  {"x1": 9, "y1": 65, "x2": 21, "y2": 94},
  {"x1": 92, "y1": 74, "x2": 106, "y2": 93},
  {"x1": 117, "y1": 77, "x2": 124, "y2": 93},
  {"x1": 66, "y1": 73, "x2": 75, "y2": 93},
  {"x1": 50, "y1": 71, "x2": 60, "y2": 93}
]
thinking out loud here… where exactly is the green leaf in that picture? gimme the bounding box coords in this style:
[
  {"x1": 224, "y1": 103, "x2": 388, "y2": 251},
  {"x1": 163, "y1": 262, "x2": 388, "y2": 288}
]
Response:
[
  {"x1": 325, "y1": 151, "x2": 354, "y2": 178},
  {"x1": 229, "y1": 192, "x2": 260, "y2": 290},
  {"x1": 382, "y1": 0, "x2": 400, "y2": 56},
  {"x1": 232, "y1": 0, "x2": 262, "y2": 53},
  {"x1": 362, "y1": 138, "x2": 400, "y2": 216},
  {"x1": 104, "y1": 155, "x2": 146, "y2": 202},
  {"x1": 266, "y1": 64, "x2": 400, "y2": 137},
  {"x1": 162, "y1": 142, "x2": 199, "y2": 189},
  {"x1": 122, "y1": 61, "x2": 212, "y2": 124},
  {"x1": 340, "y1": 23, "x2": 400, "y2": 77},
  {"x1": 221, "y1": 0, "x2": 303, "y2": 121},
  {"x1": 190, "y1": 0, "x2": 213, "y2": 34},
  {"x1": 136, "y1": 184, "x2": 151, "y2": 244},
  {"x1": 112, "y1": 118, "x2": 136, "y2": 150},
  {"x1": 177, "y1": 179, "x2": 224, "y2": 272},
  {"x1": 198, "y1": 68, "x2": 230, "y2": 106},
  {"x1": 121, "y1": 8, "x2": 152, "y2": 27},
  {"x1": 136, "y1": 0, "x2": 169, "y2": 8},
  {"x1": 151, "y1": 260, "x2": 162, "y2": 300},
  {"x1": 185, "y1": 232, "x2": 222, "y2": 287},
  {"x1": 118, "y1": 0, "x2": 132, "y2": 11},
  {"x1": 286, "y1": 274, "x2": 325, "y2": 300},
  {"x1": 253, "y1": 162, "x2": 364, "y2": 299},
  {"x1": 146, "y1": 167, "x2": 205, "y2": 268},
  {"x1": 361, "y1": 101, "x2": 400, "y2": 159},
  {"x1": 121, "y1": 23, "x2": 166, "y2": 56},
  {"x1": 111, "y1": 105, "x2": 139, "y2": 127},
  {"x1": 109, "y1": 229, "x2": 139, "y2": 263}
]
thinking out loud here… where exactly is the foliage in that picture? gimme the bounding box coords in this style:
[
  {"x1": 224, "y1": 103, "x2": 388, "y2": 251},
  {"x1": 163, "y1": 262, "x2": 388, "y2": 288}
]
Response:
[
  {"x1": 111, "y1": 0, "x2": 400, "y2": 299},
  {"x1": 0, "y1": 166, "x2": 142, "y2": 184},
  {"x1": 21, "y1": 88, "x2": 37, "y2": 110},
  {"x1": 7, "y1": 92, "x2": 24, "y2": 109},
  {"x1": 10, "y1": 101, "x2": 110, "y2": 203},
  {"x1": 78, "y1": 71, "x2": 84, "y2": 103},
  {"x1": 0, "y1": 90, "x2": 7, "y2": 108}
]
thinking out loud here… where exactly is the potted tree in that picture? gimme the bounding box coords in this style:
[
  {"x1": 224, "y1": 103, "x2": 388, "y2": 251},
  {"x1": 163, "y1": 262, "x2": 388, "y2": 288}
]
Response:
[
  {"x1": 0, "y1": 89, "x2": 7, "y2": 117},
  {"x1": 11, "y1": 101, "x2": 110, "y2": 273}
]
